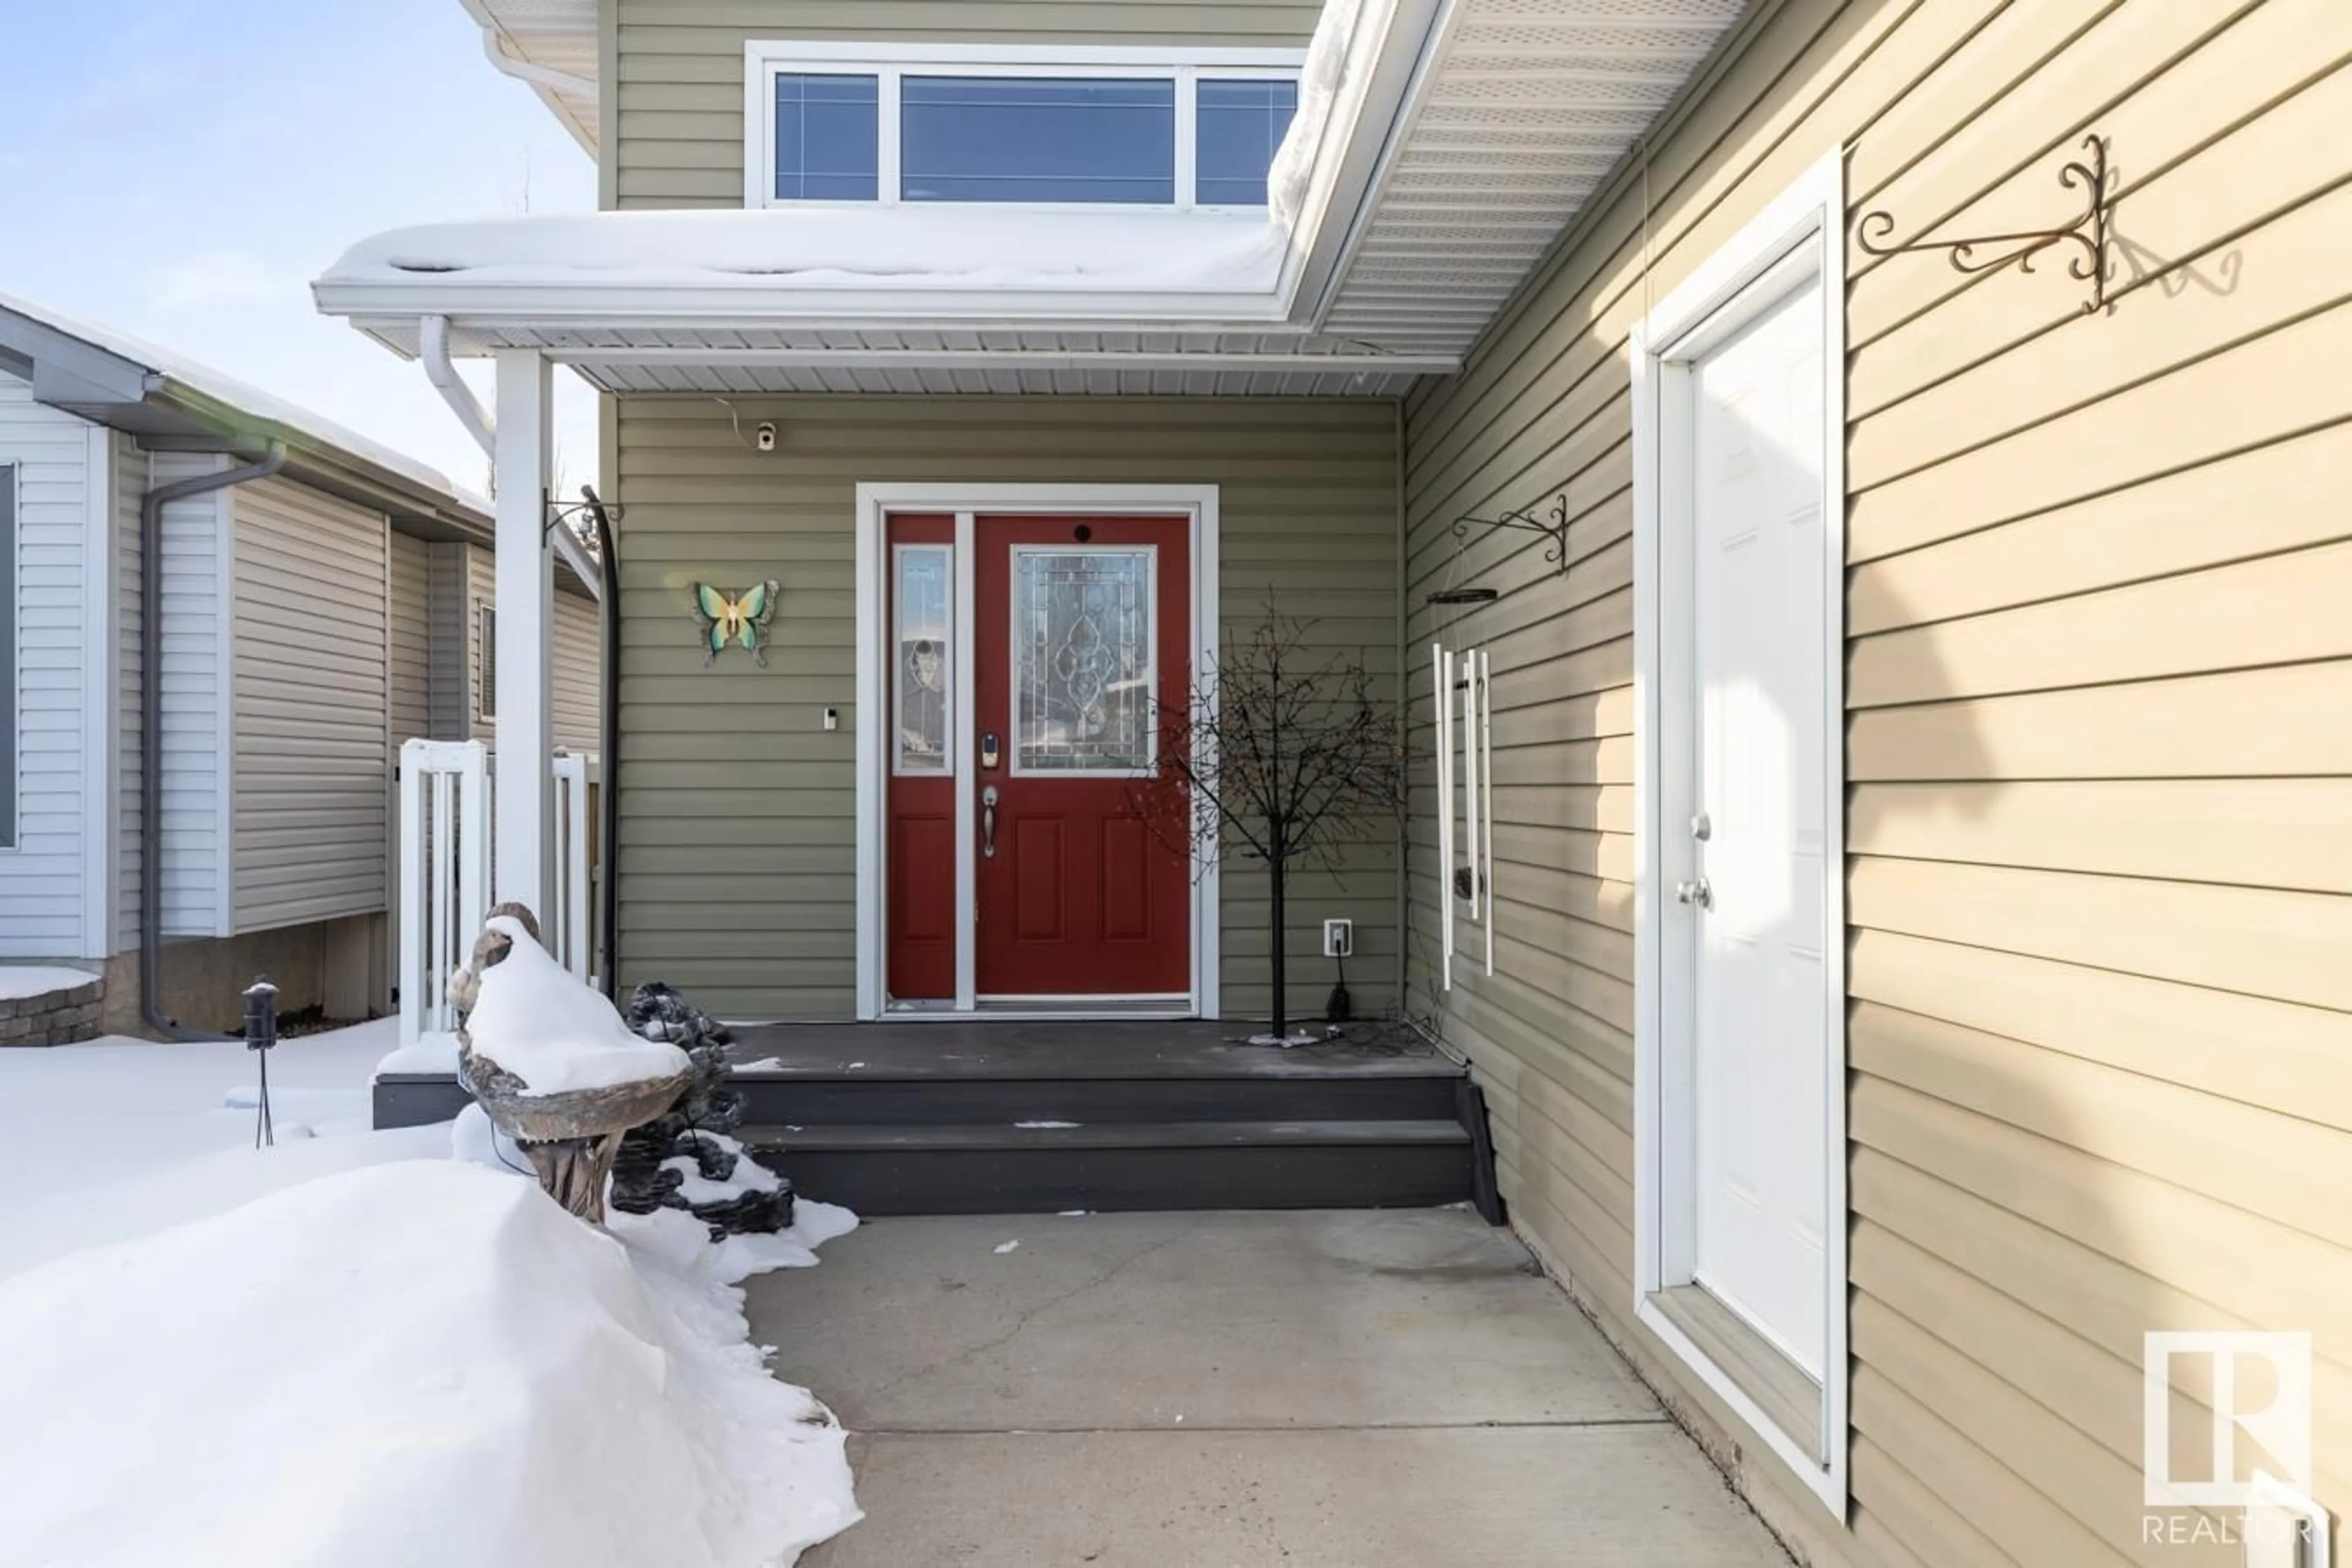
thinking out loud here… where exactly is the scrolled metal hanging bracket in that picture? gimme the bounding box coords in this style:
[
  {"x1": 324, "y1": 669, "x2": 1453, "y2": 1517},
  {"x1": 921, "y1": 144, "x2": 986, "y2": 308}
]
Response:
[
  {"x1": 1451, "y1": 491, "x2": 1572, "y2": 574},
  {"x1": 1855, "y1": 134, "x2": 2113, "y2": 315}
]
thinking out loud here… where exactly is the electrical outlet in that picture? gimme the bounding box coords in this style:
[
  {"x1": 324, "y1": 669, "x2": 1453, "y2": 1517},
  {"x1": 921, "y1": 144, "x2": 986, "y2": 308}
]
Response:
[{"x1": 1322, "y1": 919, "x2": 1353, "y2": 959}]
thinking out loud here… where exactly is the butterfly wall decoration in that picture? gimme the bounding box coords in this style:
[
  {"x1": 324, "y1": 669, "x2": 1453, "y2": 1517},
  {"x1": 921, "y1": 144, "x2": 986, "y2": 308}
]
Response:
[{"x1": 692, "y1": 579, "x2": 780, "y2": 666}]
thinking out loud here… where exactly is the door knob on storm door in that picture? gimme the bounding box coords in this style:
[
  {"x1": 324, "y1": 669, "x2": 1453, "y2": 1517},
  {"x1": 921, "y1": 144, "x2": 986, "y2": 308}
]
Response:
[{"x1": 1675, "y1": 876, "x2": 1712, "y2": 909}]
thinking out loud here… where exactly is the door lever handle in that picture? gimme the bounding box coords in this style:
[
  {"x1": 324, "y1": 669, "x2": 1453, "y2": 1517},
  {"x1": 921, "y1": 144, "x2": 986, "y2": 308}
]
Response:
[
  {"x1": 1674, "y1": 876, "x2": 1712, "y2": 910},
  {"x1": 981, "y1": 786, "x2": 998, "y2": 859}
]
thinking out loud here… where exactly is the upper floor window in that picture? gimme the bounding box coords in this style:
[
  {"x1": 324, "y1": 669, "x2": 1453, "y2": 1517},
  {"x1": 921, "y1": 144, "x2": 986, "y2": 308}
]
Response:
[{"x1": 749, "y1": 43, "x2": 1303, "y2": 210}]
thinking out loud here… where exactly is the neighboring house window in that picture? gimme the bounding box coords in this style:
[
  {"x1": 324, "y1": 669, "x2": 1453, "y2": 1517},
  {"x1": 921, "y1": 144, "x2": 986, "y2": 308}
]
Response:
[
  {"x1": 0, "y1": 466, "x2": 13, "y2": 848},
  {"x1": 478, "y1": 603, "x2": 497, "y2": 720},
  {"x1": 750, "y1": 45, "x2": 1303, "y2": 209}
]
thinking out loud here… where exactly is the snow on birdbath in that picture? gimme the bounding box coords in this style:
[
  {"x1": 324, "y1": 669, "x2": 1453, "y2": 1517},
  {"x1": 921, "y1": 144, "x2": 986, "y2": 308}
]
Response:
[{"x1": 455, "y1": 908, "x2": 691, "y2": 1224}]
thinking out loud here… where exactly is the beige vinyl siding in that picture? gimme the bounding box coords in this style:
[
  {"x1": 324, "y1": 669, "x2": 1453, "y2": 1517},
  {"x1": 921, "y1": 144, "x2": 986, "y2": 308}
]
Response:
[
  {"x1": 1401, "y1": 0, "x2": 2352, "y2": 1561},
  {"x1": 466, "y1": 545, "x2": 497, "y2": 739},
  {"x1": 612, "y1": 394, "x2": 1398, "y2": 1022},
  {"x1": 553, "y1": 586, "x2": 601, "y2": 753},
  {"x1": 426, "y1": 541, "x2": 473, "y2": 739},
  {"x1": 229, "y1": 478, "x2": 390, "y2": 932},
  {"x1": 388, "y1": 531, "x2": 431, "y2": 750},
  {"x1": 611, "y1": 0, "x2": 1323, "y2": 209}
]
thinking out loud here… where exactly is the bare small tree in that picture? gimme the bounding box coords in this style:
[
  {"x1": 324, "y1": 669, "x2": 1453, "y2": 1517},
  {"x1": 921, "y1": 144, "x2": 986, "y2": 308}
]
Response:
[{"x1": 1132, "y1": 605, "x2": 1406, "y2": 1044}]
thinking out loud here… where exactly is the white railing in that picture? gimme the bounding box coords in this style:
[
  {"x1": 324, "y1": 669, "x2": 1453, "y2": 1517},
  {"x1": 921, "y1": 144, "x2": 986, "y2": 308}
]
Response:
[
  {"x1": 394, "y1": 741, "x2": 601, "y2": 1058},
  {"x1": 549, "y1": 752, "x2": 599, "y2": 985},
  {"x1": 396, "y1": 739, "x2": 491, "y2": 1052}
]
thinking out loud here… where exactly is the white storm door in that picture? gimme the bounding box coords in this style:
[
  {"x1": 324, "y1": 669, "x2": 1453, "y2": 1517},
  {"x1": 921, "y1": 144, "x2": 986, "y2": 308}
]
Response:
[{"x1": 1686, "y1": 265, "x2": 1830, "y2": 1381}]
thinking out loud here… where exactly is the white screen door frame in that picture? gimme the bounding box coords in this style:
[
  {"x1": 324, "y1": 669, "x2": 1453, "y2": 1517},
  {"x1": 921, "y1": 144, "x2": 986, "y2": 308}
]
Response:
[
  {"x1": 853, "y1": 482, "x2": 1221, "y2": 1022},
  {"x1": 1630, "y1": 149, "x2": 1849, "y2": 1518}
]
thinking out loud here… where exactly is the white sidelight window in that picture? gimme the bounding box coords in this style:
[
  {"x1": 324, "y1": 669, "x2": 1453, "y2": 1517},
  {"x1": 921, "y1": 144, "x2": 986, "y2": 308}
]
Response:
[
  {"x1": 1432, "y1": 641, "x2": 1493, "y2": 989},
  {"x1": 745, "y1": 43, "x2": 1303, "y2": 210}
]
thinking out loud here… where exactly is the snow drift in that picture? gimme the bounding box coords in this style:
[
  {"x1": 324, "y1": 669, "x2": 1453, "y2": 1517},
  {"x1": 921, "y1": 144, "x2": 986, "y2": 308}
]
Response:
[{"x1": 0, "y1": 1159, "x2": 860, "y2": 1567}]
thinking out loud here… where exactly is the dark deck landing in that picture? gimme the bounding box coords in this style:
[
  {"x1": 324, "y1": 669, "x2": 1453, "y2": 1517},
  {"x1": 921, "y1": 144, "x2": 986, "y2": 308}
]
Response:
[{"x1": 721, "y1": 1018, "x2": 1449, "y2": 1080}]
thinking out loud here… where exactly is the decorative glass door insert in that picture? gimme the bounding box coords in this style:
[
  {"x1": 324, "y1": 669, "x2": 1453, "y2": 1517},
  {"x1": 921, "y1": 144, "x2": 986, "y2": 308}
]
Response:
[{"x1": 1011, "y1": 546, "x2": 1156, "y2": 774}]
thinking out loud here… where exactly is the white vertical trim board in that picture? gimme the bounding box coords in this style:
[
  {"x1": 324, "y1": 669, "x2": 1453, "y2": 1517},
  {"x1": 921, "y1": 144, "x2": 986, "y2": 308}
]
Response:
[
  {"x1": 491, "y1": 349, "x2": 555, "y2": 914},
  {"x1": 1630, "y1": 147, "x2": 1849, "y2": 1518},
  {"x1": 853, "y1": 482, "x2": 1221, "y2": 1022}
]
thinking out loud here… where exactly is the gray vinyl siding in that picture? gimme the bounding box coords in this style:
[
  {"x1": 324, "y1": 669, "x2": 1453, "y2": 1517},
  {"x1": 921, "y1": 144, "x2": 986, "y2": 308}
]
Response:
[
  {"x1": 611, "y1": 0, "x2": 1324, "y2": 209},
  {"x1": 153, "y1": 452, "x2": 232, "y2": 940},
  {"x1": 112, "y1": 434, "x2": 146, "y2": 952},
  {"x1": 427, "y1": 541, "x2": 473, "y2": 739},
  {"x1": 228, "y1": 478, "x2": 390, "y2": 932},
  {"x1": 553, "y1": 586, "x2": 601, "y2": 753},
  {"x1": 612, "y1": 394, "x2": 1398, "y2": 1022},
  {"x1": 0, "y1": 371, "x2": 96, "y2": 956},
  {"x1": 1400, "y1": 0, "x2": 2352, "y2": 1561},
  {"x1": 388, "y1": 530, "x2": 431, "y2": 750}
]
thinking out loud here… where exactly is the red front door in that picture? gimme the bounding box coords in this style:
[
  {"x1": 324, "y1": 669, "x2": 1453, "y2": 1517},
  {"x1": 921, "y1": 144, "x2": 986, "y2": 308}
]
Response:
[{"x1": 973, "y1": 515, "x2": 1191, "y2": 999}]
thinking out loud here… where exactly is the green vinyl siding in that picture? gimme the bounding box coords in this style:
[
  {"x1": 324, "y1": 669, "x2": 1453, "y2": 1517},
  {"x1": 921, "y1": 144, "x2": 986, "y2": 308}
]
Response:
[
  {"x1": 612, "y1": 0, "x2": 1324, "y2": 209},
  {"x1": 611, "y1": 394, "x2": 1400, "y2": 1022}
]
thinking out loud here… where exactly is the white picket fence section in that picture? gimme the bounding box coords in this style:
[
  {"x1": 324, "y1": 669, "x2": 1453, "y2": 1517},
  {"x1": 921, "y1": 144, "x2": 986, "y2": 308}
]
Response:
[
  {"x1": 396, "y1": 740, "x2": 491, "y2": 1052},
  {"x1": 550, "y1": 752, "x2": 598, "y2": 984},
  {"x1": 394, "y1": 739, "x2": 600, "y2": 1053}
]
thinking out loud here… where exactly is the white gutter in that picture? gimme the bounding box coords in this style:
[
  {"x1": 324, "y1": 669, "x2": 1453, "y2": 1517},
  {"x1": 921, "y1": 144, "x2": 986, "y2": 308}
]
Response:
[
  {"x1": 480, "y1": 36, "x2": 595, "y2": 97},
  {"x1": 419, "y1": 315, "x2": 496, "y2": 459},
  {"x1": 550, "y1": 345, "x2": 1461, "y2": 375}
]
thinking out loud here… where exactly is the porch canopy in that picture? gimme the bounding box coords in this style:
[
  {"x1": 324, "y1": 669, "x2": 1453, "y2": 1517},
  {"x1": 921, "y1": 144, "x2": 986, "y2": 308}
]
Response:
[{"x1": 309, "y1": 0, "x2": 1746, "y2": 913}]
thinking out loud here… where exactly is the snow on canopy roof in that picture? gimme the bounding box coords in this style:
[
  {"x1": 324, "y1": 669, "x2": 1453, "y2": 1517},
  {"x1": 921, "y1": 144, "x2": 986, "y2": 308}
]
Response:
[
  {"x1": 0, "y1": 290, "x2": 486, "y2": 515},
  {"x1": 321, "y1": 207, "x2": 1287, "y2": 296}
]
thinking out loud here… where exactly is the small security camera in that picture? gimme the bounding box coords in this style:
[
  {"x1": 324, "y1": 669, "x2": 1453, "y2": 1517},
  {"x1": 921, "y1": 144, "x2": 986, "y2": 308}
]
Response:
[{"x1": 754, "y1": 421, "x2": 777, "y2": 452}]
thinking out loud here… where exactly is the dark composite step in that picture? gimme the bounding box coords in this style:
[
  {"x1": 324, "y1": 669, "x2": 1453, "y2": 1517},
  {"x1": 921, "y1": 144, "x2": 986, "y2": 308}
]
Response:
[
  {"x1": 726, "y1": 1071, "x2": 1459, "y2": 1126},
  {"x1": 742, "y1": 1119, "x2": 1476, "y2": 1216}
]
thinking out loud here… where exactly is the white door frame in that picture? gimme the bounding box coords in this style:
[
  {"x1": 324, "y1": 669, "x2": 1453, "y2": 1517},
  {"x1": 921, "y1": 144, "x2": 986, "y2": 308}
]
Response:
[
  {"x1": 853, "y1": 482, "x2": 1221, "y2": 1022},
  {"x1": 1630, "y1": 149, "x2": 1849, "y2": 1517}
]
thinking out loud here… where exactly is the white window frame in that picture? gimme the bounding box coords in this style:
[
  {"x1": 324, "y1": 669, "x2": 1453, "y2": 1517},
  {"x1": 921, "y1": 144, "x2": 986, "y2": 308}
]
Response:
[
  {"x1": 744, "y1": 42, "x2": 1305, "y2": 212},
  {"x1": 1630, "y1": 148, "x2": 1849, "y2": 1520}
]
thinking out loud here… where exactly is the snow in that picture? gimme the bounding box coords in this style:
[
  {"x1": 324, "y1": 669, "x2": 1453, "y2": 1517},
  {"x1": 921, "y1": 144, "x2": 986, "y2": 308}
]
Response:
[
  {"x1": 0, "y1": 290, "x2": 486, "y2": 513},
  {"x1": 1016, "y1": 1120, "x2": 1081, "y2": 1129},
  {"x1": 0, "y1": 1015, "x2": 865, "y2": 1566},
  {"x1": 464, "y1": 915, "x2": 692, "y2": 1095},
  {"x1": 1269, "y1": 0, "x2": 1375, "y2": 236},
  {"x1": 374, "y1": 1030, "x2": 459, "y2": 1077},
  {"x1": 0, "y1": 1161, "x2": 859, "y2": 1567},
  {"x1": 321, "y1": 206, "x2": 1286, "y2": 296},
  {"x1": 0, "y1": 964, "x2": 98, "y2": 1000},
  {"x1": 993, "y1": 1240, "x2": 1021, "y2": 1255}
]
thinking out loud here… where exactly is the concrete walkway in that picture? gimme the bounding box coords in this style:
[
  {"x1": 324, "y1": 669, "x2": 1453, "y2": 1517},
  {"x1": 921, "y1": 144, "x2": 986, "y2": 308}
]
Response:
[{"x1": 747, "y1": 1208, "x2": 1791, "y2": 1567}]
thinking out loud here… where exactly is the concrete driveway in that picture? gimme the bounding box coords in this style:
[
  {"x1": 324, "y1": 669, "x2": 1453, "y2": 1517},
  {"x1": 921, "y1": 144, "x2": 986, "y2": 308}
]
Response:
[{"x1": 747, "y1": 1208, "x2": 1791, "y2": 1567}]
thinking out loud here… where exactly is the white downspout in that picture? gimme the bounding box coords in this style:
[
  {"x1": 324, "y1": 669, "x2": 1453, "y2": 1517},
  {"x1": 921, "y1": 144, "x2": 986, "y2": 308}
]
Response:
[{"x1": 420, "y1": 316, "x2": 496, "y2": 461}]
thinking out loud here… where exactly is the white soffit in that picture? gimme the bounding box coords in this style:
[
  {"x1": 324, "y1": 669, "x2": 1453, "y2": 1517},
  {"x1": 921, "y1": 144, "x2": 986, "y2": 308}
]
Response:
[
  {"x1": 461, "y1": 0, "x2": 600, "y2": 152},
  {"x1": 1318, "y1": 0, "x2": 1747, "y2": 356}
]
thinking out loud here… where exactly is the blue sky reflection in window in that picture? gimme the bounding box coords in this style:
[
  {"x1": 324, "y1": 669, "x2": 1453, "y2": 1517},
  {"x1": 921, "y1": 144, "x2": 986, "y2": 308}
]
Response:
[
  {"x1": 774, "y1": 74, "x2": 880, "y2": 200},
  {"x1": 1196, "y1": 80, "x2": 1298, "y2": 206},
  {"x1": 901, "y1": 77, "x2": 1175, "y2": 204}
]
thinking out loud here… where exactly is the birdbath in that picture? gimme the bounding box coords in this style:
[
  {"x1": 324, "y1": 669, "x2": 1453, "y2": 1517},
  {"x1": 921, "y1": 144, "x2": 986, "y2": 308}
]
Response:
[{"x1": 455, "y1": 910, "x2": 692, "y2": 1225}]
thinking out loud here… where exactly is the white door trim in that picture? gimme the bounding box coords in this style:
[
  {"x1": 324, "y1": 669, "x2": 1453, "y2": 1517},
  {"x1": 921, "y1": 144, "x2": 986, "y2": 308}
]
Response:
[
  {"x1": 1630, "y1": 148, "x2": 1848, "y2": 1519},
  {"x1": 854, "y1": 481, "x2": 1221, "y2": 1022}
]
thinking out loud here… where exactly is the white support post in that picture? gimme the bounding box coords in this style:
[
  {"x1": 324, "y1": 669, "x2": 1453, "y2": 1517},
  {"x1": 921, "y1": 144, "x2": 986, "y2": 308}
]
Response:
[{"x1": 492, "y1": 349, "x2": 554, "y2": 919}]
